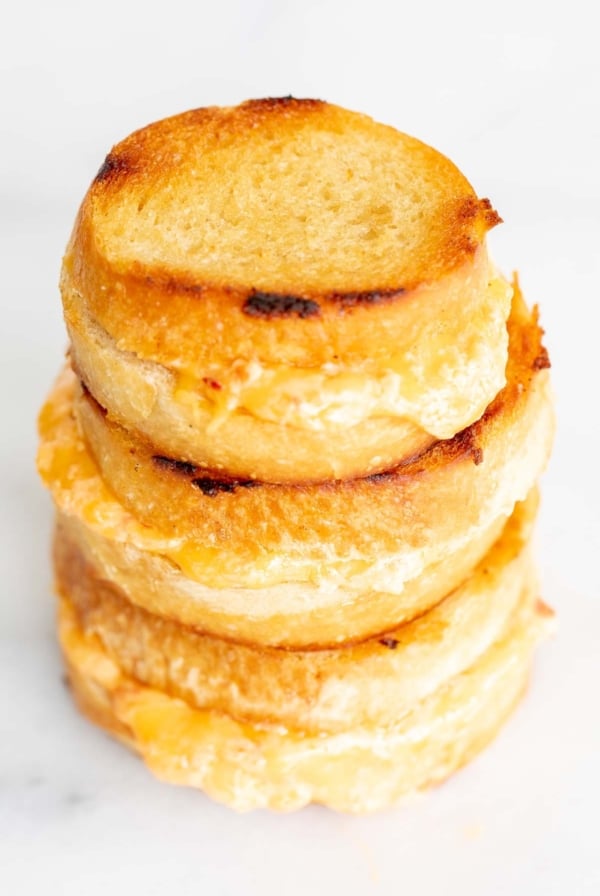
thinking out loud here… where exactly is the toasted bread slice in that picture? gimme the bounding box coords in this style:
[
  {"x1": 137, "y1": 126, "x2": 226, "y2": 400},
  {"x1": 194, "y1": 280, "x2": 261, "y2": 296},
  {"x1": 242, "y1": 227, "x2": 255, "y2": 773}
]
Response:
[
  {"x1": 55, "y1": 491, "x2": 537, "y2": 733},
  {"x1": 59, "y1": 584, "x2": 552, "y2": 813},
  {"x1": 38, "y1": 286, "x2": 553, "y2": 647},
  {"x1": 62, "y1": 98, "x2": 507, "y2": 481},
  {"x1": 73, "y1": 97, "x2": 499, "y2": 298}
]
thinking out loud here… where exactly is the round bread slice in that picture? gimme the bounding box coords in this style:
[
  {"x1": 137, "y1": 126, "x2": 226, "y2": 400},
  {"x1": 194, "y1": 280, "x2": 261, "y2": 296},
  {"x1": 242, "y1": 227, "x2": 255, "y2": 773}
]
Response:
[
  {"x1": 37, "y1": 285, "x2": 553, "y2": 647},
  {"x1": 54, "y1": 490, "x2": 537, "y2": 733},
  {"x1": 62, "y1": 97, "x2": 508, "y2": 482},
  {"x1": 59, "y1": 587, "x2": 554, "y2": 813}
]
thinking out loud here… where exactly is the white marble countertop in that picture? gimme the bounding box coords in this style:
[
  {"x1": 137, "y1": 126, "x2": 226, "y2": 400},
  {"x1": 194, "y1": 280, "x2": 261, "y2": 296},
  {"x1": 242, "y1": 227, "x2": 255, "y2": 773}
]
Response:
[{"x1": 2, "y1": 2, "x2": 600, "y2": 893}]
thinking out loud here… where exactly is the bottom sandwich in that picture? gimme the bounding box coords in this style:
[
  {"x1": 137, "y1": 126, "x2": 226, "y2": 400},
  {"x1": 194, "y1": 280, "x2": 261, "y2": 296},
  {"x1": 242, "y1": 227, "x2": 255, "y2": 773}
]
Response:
[{"x1": 56, "y1": 524, "x2": 553, "y2": 812}]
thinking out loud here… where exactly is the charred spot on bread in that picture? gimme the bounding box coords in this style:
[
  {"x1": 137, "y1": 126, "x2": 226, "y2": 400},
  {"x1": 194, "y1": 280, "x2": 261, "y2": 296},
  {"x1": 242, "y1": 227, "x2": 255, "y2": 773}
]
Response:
[
  {"x1": 379, "y1": 636, "x2": 399, "y2": 649},
  {"x1": 94, "y1": 153, "x2": 132, "y2": 184},
  {"x1": 191, "y1": 477, "x2": 257, "y2": 496},
  {"x1": 453, "y1": 427, "x2": 484, "y2": 466},
  {"x1": 456, "y1": 196, "x2": 502, "y2": 231},
  {"x1": 242, "y1": 287, "x2": 406, "y2": 319},
  {"x1": 471, "y1": 446, "x2": 484, "y2": 465},
  {"x1": 478, "y1": 199, "x2": 504, "y2": 230},
  {"x1": 365, "y1": 416, "x2": 486, "y2": 482},
  {"x1": 332, "y1": 288, "x2": 404, "y2": 311},
  {"x1": 479, "y1": 197, "x2": 503, "y2": 229},
  {"x1": 152, "y1": 455, "x2": 198, "y2": 476},
  {"x1": 141, "y1": 274, "x2": 208, "y2": 296},
  {"x1": 240, "y1": 96, "x2": 324, "y2": 113},
  {"x1": 329, "y1": 287, "x2": 405, "y2": 310},
  {"x1": 243, "y1": 292, "x2": 321, "y2": 319},
  {"x1": 366, "y1": 470, "x2": 394, "y2": 484},
  {"x1": 532, "y1": 346, "x2": 551, "y2": 370}
]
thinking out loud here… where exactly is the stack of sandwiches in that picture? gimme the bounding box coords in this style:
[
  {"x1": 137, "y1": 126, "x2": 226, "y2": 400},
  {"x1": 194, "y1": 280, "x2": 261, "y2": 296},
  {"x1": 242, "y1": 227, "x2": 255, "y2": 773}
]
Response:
[{"x1": 37, "y1": 98, "x2": 555, "y2": 812}]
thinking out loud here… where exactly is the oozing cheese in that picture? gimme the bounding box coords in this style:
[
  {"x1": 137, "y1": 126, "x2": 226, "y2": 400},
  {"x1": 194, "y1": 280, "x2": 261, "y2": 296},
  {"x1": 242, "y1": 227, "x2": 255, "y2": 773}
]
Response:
[
  {"x1": 37, "y1": 377, "x2": 495, "y2": 596},
  {"x1": 173, "y1": 273, "x2": 512, "y2": 436},
  {"x1": 37, "y1": 359, "x2": 552, "y2": 601},
  {"x1": 59, "y1": 593, "x2": 549, "y2": 812}
]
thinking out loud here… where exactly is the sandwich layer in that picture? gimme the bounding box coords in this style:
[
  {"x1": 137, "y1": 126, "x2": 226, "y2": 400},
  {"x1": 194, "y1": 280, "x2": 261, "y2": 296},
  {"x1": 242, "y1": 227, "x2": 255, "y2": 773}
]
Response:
[
  {"x1": 54, "y1": 490, "x2": 537, "y2": 733},
  {"x1": 53, "y1": 508, "x2": 506, "y2": 649},
  {"x1": 38, "y1": 287, "x2": 553, "y2": 647},
  {"x1": 64, "y1": 258, "x2": 510, "y2": 482},
  {"x1": 62, "y1": 97, "x2": 507, "y2": 481},
  {"x1": 59, "y1": 587, "x2": 553, "y2": 813}
]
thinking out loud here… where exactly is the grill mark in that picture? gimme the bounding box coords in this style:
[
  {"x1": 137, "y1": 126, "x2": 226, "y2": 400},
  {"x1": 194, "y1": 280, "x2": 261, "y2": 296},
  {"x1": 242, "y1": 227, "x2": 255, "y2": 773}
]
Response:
[
  {"x1": 379, "y1": 636, "x2": 399, "y2": 649},
  {"x1": 242, "y1": 287, "x2": 407, "y2": 320},
  {"x1": 243, "y1": 292, "x2": 321, "y2": 319},
  {"x1": 191, "y1": 477, "x2": 258, "y2": 496},
  {"x1": 152, "y1": 457, "x2": 258, "y2": 494},
  {"x1": 144, "y1": 275, "x2": 207, "y2": 296},
  {"x1": 328, "y1": 288, "x2": 405, "y2": 309},
  {"x1": 152, "y1": 455, "x2": 198, "y2": 476},
  {"x1": 366, "y1": 470, "x2": 395, "y2": 484}
]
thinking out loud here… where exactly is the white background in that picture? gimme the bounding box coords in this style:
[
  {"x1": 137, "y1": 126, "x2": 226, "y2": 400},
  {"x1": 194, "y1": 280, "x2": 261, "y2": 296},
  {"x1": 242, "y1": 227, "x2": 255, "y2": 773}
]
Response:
[{"x1": 2, "y1": 1, "x2": 599, "y2": 893}]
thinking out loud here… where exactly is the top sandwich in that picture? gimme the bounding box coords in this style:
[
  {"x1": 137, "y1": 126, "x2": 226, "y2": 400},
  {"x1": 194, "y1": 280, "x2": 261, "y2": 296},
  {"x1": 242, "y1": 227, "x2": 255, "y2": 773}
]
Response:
[{"x1": 62, "y1": 97, "x2": 509, "y2": 483}]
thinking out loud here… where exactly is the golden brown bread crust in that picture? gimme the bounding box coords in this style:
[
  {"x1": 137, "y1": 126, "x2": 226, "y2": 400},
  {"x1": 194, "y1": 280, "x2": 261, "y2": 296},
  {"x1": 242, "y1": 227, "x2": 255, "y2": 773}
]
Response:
[
  {"x1": 59, "y1": 587, "x2": 553, "y2": 813},
  {"x1": 54, "y1": 491, "x2": 538, "y2": 733},
  {"x1": 72, "y1": 285, "x2": 550, "y2": 548},
  {"x1": 37, "y1": 288, "x2": 553, "y2": 647},
  {"x1": 62, "y1": 244, "x2": 501, "y2": 391},
  {"x1": 61, "y1": 98, "x2": 508, "y2": 481},
  {"x1": 64, "y1": 259, "x2": 510, "y2": 483},
  {"x1": 66, "y1": 295, "x2": 439, "y2": 483},
  {"x1": 53, "y1": 508, "x2": 507, "y2": 650},
  {"x1": 66, "y1": 99, "x2": 500, "y2": 345}
]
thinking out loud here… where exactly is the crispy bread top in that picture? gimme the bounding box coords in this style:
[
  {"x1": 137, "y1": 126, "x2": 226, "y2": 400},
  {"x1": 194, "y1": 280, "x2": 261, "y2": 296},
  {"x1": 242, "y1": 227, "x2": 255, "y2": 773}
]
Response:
[{"x1": 64, "y1": 98, "x2": 500, "y2": 368}]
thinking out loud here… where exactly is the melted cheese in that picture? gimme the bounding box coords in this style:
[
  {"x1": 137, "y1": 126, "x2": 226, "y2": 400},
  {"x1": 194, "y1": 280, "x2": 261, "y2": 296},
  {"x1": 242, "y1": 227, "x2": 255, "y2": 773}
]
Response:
[
  {"x1": 37, "y1": 394, "x2": 490, "y2": 595},
  {"x1": 59, "y1": 593, "x2": 550, "y2": 812},
  {"x1": 36, "y1": 370, "x2": 426, "y2": 591},
  {"x1": 38, "y1": 361, "x2": 552, "y2": 598},
  {"x1": 173, "y1": 273, "x2": 512, "y2": 436}
]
